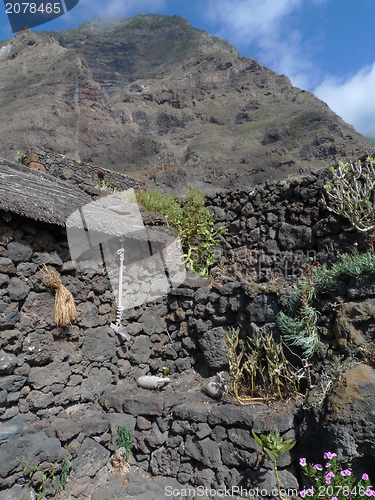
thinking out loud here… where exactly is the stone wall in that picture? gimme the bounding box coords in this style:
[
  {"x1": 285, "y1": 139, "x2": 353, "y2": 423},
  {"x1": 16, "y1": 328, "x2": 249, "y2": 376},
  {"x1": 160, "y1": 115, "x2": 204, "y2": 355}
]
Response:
[
  {"x1": 206, "y1": 170, "x2": 370, "y2": 283},
  {"x1": 23, "y1": 147, "x2": 142, "y2": 194},
  {"x1": 0, "y1": 210, "x2": 301, "y2": 499},
  {"x1": 1, "y1": 162, "x2": 375, "y2": 498}
]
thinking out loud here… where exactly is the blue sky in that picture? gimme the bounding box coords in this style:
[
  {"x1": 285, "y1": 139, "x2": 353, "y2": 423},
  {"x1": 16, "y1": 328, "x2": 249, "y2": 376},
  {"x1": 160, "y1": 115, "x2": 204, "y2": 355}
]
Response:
[{"x1": 1, "y1": 0, "x2": 375, "y2": 138}]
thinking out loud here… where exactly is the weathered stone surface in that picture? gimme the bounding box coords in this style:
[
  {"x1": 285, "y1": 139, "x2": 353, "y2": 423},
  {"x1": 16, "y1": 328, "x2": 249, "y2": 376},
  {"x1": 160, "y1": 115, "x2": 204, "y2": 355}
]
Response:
[
  {"x1": 0, "y1": 303, "x2": 20, "y2": 328},
  {"x1": 80, "y1": 367, "x2": 113, "y2": 401},
  {"x1": 0, "y1": 418, "x2": 23, "y2": 444},
  {"x1": 146, "y1": 422, "x2": 168, "y2": 448},
  {"x1": 150, "y1": 447, "x2": 180, "y2": 477},
  {"x1": 0, "y1": 375, "x2": 27, "y2": 393},
  {"x1": 7, "y1": 240, "x2": 33, "y2": 262},
  {"x1": 128, "y1": 335, "x2": 151, "y2": 364},
  {"x1": 28, "y1": 362, "x2": 71, "y2": 389},
  {"x1": 326, "y1": 363, "x2": 375, "y2": 440},
  {"x1": 139, "y1": 310, "x2": 165, "y2": 335},
  {"x1": 0, "y1": 258, "x2": 16, "y2": 274},
  {"x1": 0, "y1": 431, "x2": 62, "y2": 486},
  {"x1": 0, "y1": 273, "x2": 9, "y2": 287},
  {"x1": 198, "y1": 327, "x2": 229, "y2": 370},
  {"x1": 55, "y1": 410, "x2": 110, "y2": 442},
  {"x1": 4, "y1": 163, "x2": 375, "y2": 493},
  {"x1": 20, "y1": 292, "x2": 56, "y2": 329},
  {"x1": 23, "y1": 331, "x2": 54, "y2": 365},
  {"x1": 185, "y1": 436, "x2": 221, "y2": 468},
  {"x1": 346, "y1": 273, "x2": 375, "y2": 298},
  {"x1": 71, "y1": 437, "x2": 110, "y2": 478},
  {"x1": 77, "y1": 301, "x2": 101, "y2": 328},
  {"x1": 2, "y1": 484, "x2": 35, "y2": 500},
  {"x1": 173, "y1": 401, "x2": 210, "y2": 423},
  {"x1": 82, "y1": 327, "x2": 116, "y2": 362},
  {"x1": 122, "y1": 391, "x2": 165, "y2": 417},
  {"x1": 333, "y1": 299, "x2": 375, "y2": 353},
  {"x1": 32, "y1": 251, "x2": 63, "y2": 266},
  {"x1": 16, "y1": 262, "x2": 38, "y2": 277},
  {"x1": 25, "y1": 390, "x2": 54, "y2": 410},
  {"x1": 8, "y1": 277, "x2": 30, "y2": 300},
  {"x1": 0, "y1": 351, "x2": 17, "y2": 374},
  {"x1": 278, "y1": 223, "x2": 314, "y2": 250},
  {"x1": 247, "y1": 293, "x2": 280, "y2": 323}
]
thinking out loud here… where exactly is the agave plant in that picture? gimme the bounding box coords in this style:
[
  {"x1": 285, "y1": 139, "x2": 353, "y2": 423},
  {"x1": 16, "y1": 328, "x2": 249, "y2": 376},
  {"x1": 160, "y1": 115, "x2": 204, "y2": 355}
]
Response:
[{"x1": 252, "y1": 429, "x2": 296, "y2": 500}]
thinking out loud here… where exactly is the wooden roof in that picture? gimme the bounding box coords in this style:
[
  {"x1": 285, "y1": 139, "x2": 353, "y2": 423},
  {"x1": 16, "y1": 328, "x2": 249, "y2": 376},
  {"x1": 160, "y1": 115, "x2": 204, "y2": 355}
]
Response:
[
  {"x1": 0, "y1": 158, "x2": 171, "y2": 244},
  {"x1": 0, "y1": 158, "x2": 90, "y2": 226}
]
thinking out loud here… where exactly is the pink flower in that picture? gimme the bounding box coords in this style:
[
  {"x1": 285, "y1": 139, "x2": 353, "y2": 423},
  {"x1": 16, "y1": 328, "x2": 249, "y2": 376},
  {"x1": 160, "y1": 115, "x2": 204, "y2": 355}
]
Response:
[
  {"x1": 326, "y1": 478, "x2": 331, "y2": 485},
  {"x1": 300, "y1": 490, "x2": 306, "y2": 498},
  {"x1": 324, "y1": 452, "x2": 336, "y2": 459},
  {"x1": 365, "y1": 490, "x2": 373, "y2": 497},
  {"x1": 326, "y1": 472, "x2": 335, "y2": 479},
  {"x1": 341, "y1": 469, "x2": 351, "y2": 477},
  {"x1": 362, "y1": 473, "x2": 369, "y2": 481},
  {"x1": 300, "y1": 458, "x2": 307, "y2": 467},
  {"x1": 314, "y1": 464, "x2": 323, "y2": 471},
  {"x1": 332, "y1": 497, "x2": 338, "y2": 500},
  {"x1": 326, "y1": 463, "x2": 331, "y2": 468}
]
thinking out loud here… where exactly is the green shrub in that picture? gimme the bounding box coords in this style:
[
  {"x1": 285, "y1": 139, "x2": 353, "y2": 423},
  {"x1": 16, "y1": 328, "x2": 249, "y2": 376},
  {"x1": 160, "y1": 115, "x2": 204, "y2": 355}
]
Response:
[
  {"x1": 324, "y1": 156, "x2": 375, "y2": 232},
  {"x1": 253, "y1": 429, "x2": 296, "y2": 500},
  {"x1": 226, "y1": 327, "x2": 298, "y2": 402},
  {"x1": 135, "y1": 186, "x2": 224, "y2": 277},
  {"x1": 299, "y1": 452, "x2": 373, "y2": 500},
  {"x1": 277, "y1": 251, "x2": 375, "y2": 358},
  {"x1": 116, "y1": 425, "x2": 133, "y2": 460}
]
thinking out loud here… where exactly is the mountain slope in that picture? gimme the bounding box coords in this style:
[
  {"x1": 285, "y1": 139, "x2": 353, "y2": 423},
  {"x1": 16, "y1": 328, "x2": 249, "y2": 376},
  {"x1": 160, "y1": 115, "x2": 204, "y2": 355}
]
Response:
[{"x1": 0, "y1": 15, "x2": 372, "y2": 191}]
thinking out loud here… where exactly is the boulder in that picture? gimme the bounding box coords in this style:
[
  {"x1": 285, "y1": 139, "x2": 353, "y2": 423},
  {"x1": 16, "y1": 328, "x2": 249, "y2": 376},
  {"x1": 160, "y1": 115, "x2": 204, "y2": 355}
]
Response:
[
  {"x1": 278, "y1": 223, "x2": 315, "y2": 250},
  {"x1": 333, "y1": 299, "x2": 375, "y2": 354},
  {"x1": 198, "y1": 327, "x2": 229, "y2": 370}
]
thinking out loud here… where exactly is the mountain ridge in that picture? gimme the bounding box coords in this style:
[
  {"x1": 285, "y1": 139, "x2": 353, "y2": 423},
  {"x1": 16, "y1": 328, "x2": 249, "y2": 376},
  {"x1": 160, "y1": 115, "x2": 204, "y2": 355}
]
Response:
[{"x1": 0, "y1": 14, "x2": 372, "y2": 192}]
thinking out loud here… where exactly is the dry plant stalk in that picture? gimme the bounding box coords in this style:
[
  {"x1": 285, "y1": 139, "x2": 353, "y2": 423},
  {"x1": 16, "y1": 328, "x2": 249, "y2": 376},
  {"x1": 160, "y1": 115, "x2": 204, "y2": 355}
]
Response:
[{"x1": 40, "y1": 265, "x2": 77, "y2": 327}]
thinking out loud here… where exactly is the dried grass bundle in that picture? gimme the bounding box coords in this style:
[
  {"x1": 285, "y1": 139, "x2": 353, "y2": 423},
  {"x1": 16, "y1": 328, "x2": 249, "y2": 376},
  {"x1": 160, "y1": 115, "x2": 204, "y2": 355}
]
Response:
[{"x1": 41, "y1": 265, "x2": 77, "y2": 327}]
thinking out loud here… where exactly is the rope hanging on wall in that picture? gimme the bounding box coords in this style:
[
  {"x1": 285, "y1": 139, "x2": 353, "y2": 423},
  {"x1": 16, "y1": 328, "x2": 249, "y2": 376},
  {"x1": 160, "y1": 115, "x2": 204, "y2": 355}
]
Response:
[{"x1": 40, "y1": 265, "x2": 77, "y2": 327}]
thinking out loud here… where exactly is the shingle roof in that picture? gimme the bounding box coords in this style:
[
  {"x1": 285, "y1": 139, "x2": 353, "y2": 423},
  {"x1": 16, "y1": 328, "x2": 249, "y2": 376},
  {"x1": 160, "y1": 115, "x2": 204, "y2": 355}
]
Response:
[
  {"x1": 0, "y1": 157, "x2": 90, "y2": 226},
  {"x1": 0, "y1": 158, "x2": 171, "y2": 244}
]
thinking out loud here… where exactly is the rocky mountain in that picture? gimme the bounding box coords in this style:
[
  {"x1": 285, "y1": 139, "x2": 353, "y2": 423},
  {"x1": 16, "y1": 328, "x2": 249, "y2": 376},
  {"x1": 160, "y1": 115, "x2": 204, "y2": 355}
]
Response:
[{"x1": 0, "y1": 14, "x2": 373, "y2": 192}]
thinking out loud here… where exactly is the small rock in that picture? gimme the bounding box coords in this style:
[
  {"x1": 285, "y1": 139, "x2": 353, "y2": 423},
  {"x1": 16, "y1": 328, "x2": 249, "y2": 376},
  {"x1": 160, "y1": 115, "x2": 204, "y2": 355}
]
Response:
[{"x1": 28, "y1": 162, "x2": 46, "y2": 173}]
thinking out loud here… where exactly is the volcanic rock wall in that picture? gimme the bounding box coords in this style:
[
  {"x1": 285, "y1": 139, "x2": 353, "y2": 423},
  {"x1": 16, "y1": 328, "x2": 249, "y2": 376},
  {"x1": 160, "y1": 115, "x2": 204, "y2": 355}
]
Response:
[{"x1": 1, "y1": 155, "x2": 374, "y2": 498}]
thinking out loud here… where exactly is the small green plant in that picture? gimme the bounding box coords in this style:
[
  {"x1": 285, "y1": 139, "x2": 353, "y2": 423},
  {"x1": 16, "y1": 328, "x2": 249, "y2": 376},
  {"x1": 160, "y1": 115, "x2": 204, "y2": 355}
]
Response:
[
  {"x1": 252, "y1": 429, "x2": 296, "y2": 500},
  {"x1": 162, "y1": 366, "x2": 170, "y2": 376},
  {"x1": 324, "y1": 156, "x2": 375, "y2": 232},
  {"x1": 21, "y1": 451, "x2": 70, "y2": 499},
  {"x1": 56, "y1": 450, "x2": 69, "y2": 495},
  {"x1": 116, "y1": 425, "x2": 133, "y2": 460},
  {"x1": 17, "y1": 150, "x2": 26, "y2": 165},
  {"x1": 135, "y1": 186, "x2": 225, "y2": 277},
  {"x1": 226, "y1": 327, "x2": 247, "y2": 403},
  {"x1": 277, "y1": 252, "x2": 375, "y2": 358},
  {"x1": 299, "y1": 452, "x2": 373, "y2": 499},
  {"x1": 95, "y1": 179, "x2": 117, "y2": 193}
]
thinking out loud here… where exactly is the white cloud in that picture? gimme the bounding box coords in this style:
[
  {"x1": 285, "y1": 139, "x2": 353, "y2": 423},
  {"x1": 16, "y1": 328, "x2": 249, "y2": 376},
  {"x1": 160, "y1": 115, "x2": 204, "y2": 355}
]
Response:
[
  {"x1": 204, "y1": 0, "x2": 320, "y2": 88},
  {"x1": 206, "y1": 0, "x2": 303, "y2": 43},
  {"x1": 314, "y1": 63, "x2": 375, "y2": 137}
]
